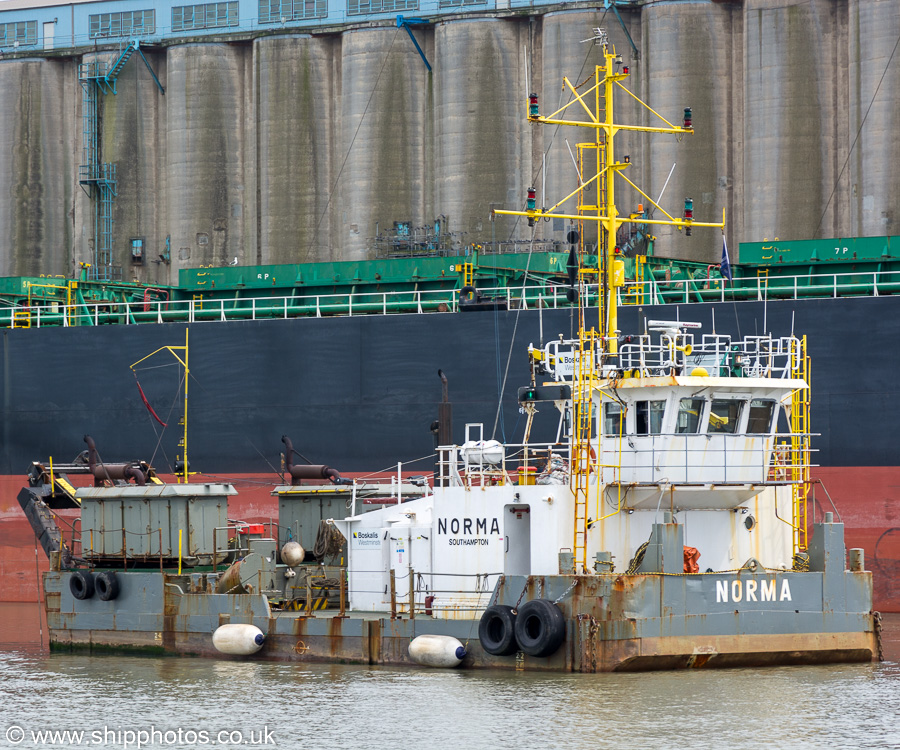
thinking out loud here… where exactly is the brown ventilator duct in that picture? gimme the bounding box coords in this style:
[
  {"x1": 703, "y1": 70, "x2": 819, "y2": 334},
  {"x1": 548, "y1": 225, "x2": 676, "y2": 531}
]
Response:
[
  {"x1": 433, "y1": 369, "x2": 453, "y2": 487},
  {"x1": 437, "y1": 369, "x2": 452, "y2": 447},
  {"x1": 281, "y1": 435, "x2": 349, "y2": 486},
  {"x1": 84, "y1": 435, "x2": 147, "y2": 486}
]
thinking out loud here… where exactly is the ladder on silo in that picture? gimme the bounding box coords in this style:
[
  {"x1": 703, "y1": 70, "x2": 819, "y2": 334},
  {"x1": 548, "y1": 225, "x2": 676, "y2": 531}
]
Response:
[
  {"x1": 78, "y1": 59, "x2": 118, "y2": 281},
  {"x1": 77, "y1": 40, "x2": 164, "y2": 282}
]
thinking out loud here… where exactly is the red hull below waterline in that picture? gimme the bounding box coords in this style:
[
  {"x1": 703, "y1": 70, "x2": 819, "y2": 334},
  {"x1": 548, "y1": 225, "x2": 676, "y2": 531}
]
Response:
[{"x1": 2, "y1": 469, "x2": 898, "y2": 610}]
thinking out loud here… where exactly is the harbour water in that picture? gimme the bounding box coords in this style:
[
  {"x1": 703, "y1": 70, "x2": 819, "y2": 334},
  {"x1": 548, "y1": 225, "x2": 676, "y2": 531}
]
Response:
[{"x1": 1, "y1": 603, "x2": 899, "y2": 750}]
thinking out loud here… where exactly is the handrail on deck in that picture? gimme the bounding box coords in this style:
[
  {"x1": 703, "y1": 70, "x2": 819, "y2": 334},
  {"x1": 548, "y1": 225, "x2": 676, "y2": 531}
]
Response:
[{"x1": 3, "y1": 268, "x2": 899, "y2": 329}]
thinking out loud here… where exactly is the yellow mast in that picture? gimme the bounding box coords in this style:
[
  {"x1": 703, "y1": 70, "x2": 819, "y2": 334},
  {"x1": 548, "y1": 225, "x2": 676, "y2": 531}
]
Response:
[
  {"x1": 496, "y1": 33, "x2": 725, "y2": 571},
  {"x1": 131, "y1": 327, "x2": 190, "y2": 484}
]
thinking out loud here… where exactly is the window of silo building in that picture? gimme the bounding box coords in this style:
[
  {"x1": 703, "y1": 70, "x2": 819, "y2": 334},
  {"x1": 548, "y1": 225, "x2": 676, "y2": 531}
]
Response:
[
  {"x1": 347, "y1": 0, "x2": 418, "y2": 17},
  {"x1": 173, "y1": 2, "x2": 238, "y2": 31},
  {"x1": 0, "y1": 21, "x2": 38, "y2": 48},
  {"x1": 89, "y1": 10, "x2": 155, "y2": 39},
  {"x1": 259, "y1": 0, "x2": 327, "y2": 23},
  {"x1": 439, "y1": 0, "x2": 484, "y2": 7}
]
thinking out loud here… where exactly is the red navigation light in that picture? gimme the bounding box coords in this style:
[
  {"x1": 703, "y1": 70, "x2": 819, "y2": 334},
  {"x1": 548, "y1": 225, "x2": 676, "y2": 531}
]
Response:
[
  {"x1": 527, "y1": 187, "x2": 537, "y2": 226},
  {"x1": 529, "y1": 93, "x2": 539, "y2": 117},
  {"x1": 683, "y1": 197, "x2": 694, "y2": 236},
  {"x1": 623, "y1": 66, "x2": 629, "y2": 75},
  {"x1": 613, "y1": 246, "x2": 622, "y2": 255},
  {"x1": 683, "y1": 107, "x2": 693, "y2": 129}
]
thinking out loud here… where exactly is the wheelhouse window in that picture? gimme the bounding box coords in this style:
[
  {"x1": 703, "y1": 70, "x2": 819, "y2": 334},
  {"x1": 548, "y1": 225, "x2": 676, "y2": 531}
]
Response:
[
  {"x1": 635, "y1": 400, "x2": 666, "y2": 435},
  {"x1": 708, "y1": 399, "x2": 742, "y2": 434},
  {"x1": 676, "y1": 397, "x2": 704, "y2": 434},
  {"x1": 747, "y1": 399, "x2": 776, "y2": 433},
  {"x1": 604, "y1": 402, "x2": 625, "y2": 436}
]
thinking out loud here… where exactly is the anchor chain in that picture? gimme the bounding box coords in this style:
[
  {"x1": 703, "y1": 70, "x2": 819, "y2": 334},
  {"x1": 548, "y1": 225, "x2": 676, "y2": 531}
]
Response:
[
  {"x1": 511, "y1": 576, "x2": 532, "y2": 614},
  {"x1": 487, "y1": 575, "x2": 504, "y2": 608},
  {"x1": 554, "y1": 578, "x2": 580, "y2": 604}
]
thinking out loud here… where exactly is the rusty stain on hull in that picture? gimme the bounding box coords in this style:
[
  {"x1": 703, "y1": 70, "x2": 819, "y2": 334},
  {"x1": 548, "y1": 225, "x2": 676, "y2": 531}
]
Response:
[
  {"x1": 41, "y1": 564, "x2": 879, "y2": 672},
  {"x1": 45, "y1": 626, "x2": 879, "y2": 673}
]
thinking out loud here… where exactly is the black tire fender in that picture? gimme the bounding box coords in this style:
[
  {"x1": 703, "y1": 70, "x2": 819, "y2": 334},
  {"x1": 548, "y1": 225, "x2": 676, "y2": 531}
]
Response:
[
  {"x1": 514, "y1": 598, "x2": 566, "y2": 658},
  {"x1": 478, "y1": 604, "x2": 518, "y2": 656},
  {"x1": 95, "y1": 571, "x2": 120, "y2": 601},
  {"x1": 69, "y1": 570, "x2": 95, "y2": 600}
]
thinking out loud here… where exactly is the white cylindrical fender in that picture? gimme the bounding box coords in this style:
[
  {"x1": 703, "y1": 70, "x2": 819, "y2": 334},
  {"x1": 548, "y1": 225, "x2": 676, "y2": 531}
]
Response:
[
  {"x1": 281, "y1": 541, "x2": 306, "y2": 567},
  {"x1": 212, "y1": 624, "x2": 266, "y2": 655},
  {"x1": 408, "y1": 634, "x2": 467, "y2": 668}
]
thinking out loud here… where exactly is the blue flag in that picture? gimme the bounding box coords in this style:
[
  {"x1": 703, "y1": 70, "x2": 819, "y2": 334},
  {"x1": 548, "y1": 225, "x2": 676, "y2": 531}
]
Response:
[{"x1": 721, "y1": 235, "x2": 732, "y2": 282}]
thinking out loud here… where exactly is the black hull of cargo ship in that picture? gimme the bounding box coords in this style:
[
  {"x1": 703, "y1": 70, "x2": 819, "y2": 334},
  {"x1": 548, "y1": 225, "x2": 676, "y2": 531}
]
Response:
[{"x1": 2, "y1": 297, "x2": 899, "y2": 609}]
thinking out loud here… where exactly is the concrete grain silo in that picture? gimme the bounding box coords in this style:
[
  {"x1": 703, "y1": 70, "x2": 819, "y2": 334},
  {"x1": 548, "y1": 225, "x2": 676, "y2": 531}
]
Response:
[
  {"x1": 0, "y1": 0, "x2": 892, "y2": 278},
  {"x1": 434, "y1": 18, "x2": 527, "y2": 249},
  {"x1": 742, "y1": 0, "x2": 848, "y2": 244},
  {"x1": 0, "y1": 57, "x2": 72, "y2": 277},
  {"x1": 338, "y1": 26, "x2": 432, "y2": 260},
  {"x1": 256, "y1": 34, "x2": 338, "y2": 265},
  {"x1": 848, "y1": 0, "x2": 899, "y2": 238},
  {"x1": 166, "y1": 42, "x2": 251, "y2": 272},
  {"x1": 644, "y1": 1, "x2": 737, "y2": 263}
]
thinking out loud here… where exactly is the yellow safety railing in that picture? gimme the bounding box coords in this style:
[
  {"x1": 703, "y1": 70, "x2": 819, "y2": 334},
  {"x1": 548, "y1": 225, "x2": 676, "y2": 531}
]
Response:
[{"x1": 624, "y1": 255, "x2": 646, "y2": 305}]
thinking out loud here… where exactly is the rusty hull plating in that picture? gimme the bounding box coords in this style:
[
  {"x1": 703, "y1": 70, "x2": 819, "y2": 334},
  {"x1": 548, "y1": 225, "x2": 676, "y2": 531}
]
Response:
[{"x1": 40, "y1": 514, "x2": 879, "y2": 672}]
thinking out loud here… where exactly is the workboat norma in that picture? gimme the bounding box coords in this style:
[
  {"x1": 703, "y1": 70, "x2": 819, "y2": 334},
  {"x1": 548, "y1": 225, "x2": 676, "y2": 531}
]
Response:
[{"x1": 18, "y1": 33, "x2": 880, "y2": 670}]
